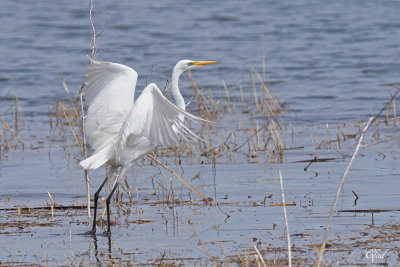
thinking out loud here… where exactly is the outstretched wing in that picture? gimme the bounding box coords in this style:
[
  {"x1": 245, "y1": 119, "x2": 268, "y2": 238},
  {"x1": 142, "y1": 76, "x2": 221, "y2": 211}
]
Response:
[
  {"x1": 115, "y1": 83, "x2": 206, "y2": 160},
  {"x1": 81, "y1": 59, "x2": 138, "y2": 151}
]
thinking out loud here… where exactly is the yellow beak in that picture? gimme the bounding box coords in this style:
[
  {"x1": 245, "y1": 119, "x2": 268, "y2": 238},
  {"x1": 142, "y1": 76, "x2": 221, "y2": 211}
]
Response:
[{"x1": 192, "y1": 61, "x2": 218, "y2": 66}]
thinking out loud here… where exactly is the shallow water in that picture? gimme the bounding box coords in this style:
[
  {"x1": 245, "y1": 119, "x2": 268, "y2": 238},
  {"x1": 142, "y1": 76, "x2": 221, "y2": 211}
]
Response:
[
  {"x1": 2, "y1": 117, "x2": 400, "y2": 265},
  {"x1": 1, "y1": 0, "x2": 400, "y2": 265}
]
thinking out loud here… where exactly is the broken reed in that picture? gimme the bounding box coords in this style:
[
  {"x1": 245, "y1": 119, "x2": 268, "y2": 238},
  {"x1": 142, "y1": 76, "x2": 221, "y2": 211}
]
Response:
[{"x1": 0, "y1": 92, "x2": 24, "y2": 153}]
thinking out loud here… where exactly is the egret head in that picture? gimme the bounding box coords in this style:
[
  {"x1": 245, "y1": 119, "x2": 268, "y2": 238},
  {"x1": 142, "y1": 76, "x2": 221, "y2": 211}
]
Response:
[{"x1": 174, "y1": 59, "x2": 218, "y2": 73}]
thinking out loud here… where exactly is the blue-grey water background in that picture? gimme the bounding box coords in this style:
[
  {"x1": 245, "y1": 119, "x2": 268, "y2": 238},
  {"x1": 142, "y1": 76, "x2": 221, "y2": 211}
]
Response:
[
  {"x1": 1, "y1": 0, "x2": 400, "y2": 265},
  {"x1": 2, "y1": 0, "x2": 400, "y2": 122}
]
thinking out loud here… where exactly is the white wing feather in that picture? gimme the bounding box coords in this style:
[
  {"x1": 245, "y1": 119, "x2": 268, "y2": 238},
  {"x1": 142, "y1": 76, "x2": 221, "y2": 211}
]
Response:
[
  {"x1": 115, "y1": 83, "x2": 205, "y2": 162},
  {"x1": 82, "y1": 59, "x2": 138, "y2": 152}
]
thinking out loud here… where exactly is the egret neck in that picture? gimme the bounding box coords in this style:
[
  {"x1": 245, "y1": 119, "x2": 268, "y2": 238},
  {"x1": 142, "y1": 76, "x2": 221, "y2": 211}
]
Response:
[{"x1": 171, "y1": 65, "x2": 186, "y2": 121}]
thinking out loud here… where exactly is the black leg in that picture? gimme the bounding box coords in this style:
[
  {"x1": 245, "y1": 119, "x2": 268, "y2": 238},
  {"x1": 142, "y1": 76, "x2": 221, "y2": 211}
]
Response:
[
  {"x1": 93, "y1": 234, "x2": 99, "y2": 258},
  {"x1": 107, "y1": 235, "x2": 112, "y2": 257},
  {"x1": 104, "y1": 181, "x2": 119, "y2": 236},
  {"x1": 87, "y1": 177, "x2": 108, "y2": 235}
]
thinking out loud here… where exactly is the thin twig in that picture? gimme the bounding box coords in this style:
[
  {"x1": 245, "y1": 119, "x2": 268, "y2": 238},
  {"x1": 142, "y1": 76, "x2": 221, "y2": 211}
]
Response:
[
  {"x1": 80, "y1": 0, "x2": 98, "y2": 218},
  {"x1": 212, "y1": 157, "x2": 230, "y2": 219},
  {"x1": 89, "y1": 0, "x2": 96, "y2": 58},
  {"x1": 145, "y1": 65, "x2": 155, "y2": 87}
]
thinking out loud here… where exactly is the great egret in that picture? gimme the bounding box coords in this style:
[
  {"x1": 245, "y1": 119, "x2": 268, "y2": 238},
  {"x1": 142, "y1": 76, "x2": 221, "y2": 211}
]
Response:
[{"x1": 79, "y1": 59, "x2": 217, "y2": 235}]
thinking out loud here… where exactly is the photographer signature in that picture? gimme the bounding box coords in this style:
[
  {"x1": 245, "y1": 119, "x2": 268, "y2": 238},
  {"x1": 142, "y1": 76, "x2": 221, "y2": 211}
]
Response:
[{"x1": 365, "y1": 248, "x2": 389, "y2": 263}]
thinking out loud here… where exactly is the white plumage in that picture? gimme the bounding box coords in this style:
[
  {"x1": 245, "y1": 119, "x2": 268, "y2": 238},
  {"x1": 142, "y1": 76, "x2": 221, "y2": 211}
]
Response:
[
  {"x1": 79, "y1": 58, "x2": 217, "y2": 235},
  {"x1": 80, "y1": 59, "x2": 208, "y2": 170}
]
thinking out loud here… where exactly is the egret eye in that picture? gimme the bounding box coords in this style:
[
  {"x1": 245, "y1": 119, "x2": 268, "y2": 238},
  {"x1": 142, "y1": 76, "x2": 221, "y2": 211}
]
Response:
[{"x1": 187, "y1": 62, "x2": 194, "y2": 66}]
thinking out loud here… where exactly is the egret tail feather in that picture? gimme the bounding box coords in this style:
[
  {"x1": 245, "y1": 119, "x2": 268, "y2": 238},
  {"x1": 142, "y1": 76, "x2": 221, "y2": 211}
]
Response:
[{"x1": 80, "y1": 144, "x2": 113, "y2": 170}]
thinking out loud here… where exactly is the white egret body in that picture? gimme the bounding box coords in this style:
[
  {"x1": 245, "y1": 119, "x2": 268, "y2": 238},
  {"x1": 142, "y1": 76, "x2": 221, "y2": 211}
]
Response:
[{"x1": 79, "y1": 59, "x2": 217, "y2": 235}]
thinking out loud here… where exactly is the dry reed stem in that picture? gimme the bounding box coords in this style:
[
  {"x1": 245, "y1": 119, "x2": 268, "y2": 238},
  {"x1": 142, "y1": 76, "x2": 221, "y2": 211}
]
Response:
[
  {"x1": 188, "y1": 71, "x2": 204, "y2": 116},
  {"x1": 270, "y1": 119, "x2": 283, "y2": 157},
  {"x1": 249, "y1": 64, "x2": 283, "y2": 122},
  {"x1": 62, "y1": 107, "x2": 82, "y2": 154},
  {"x1": 12, "y1": 93, "x2": 24, "y2": 135},
  {"x1": 47, "y1": 191, "x2": 56, "y2": 207},
  {"x1": 81, "y1": 94, "x2": 90, "y2": 218},
  {"x1": 239, "y1": 85, "x2": 246, "y2": 112},
  {"x1": 253, "y1": 245, "x2": 266, "y2": 267},
  {"x1": 249, "y1": 71, "x2": 260, "y2": 113},
  {"x1": 262, "y1": 33, "x2": 267, "y2": 83},
  {"x1": 2, "y1": 114, "x2": 15, "y2": 147},
  {"x1": 279, "y1": 170, "x2": 292, "y2": 267},
  {"x1": 0, "y1": 126, "x2": 5, "y2": 151},
  {"x1": 221, "y1": 80, "x2": 231, "y2": 102},
  {"x1": 0, "y1": 92, "x2": 24, "y2": 152},
  {"x1": 253, "y1": 120, "x2": 260, "y2": 151},
  {"x1": 385, "y1": 100, "x2": 392, "y2": 122}
]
